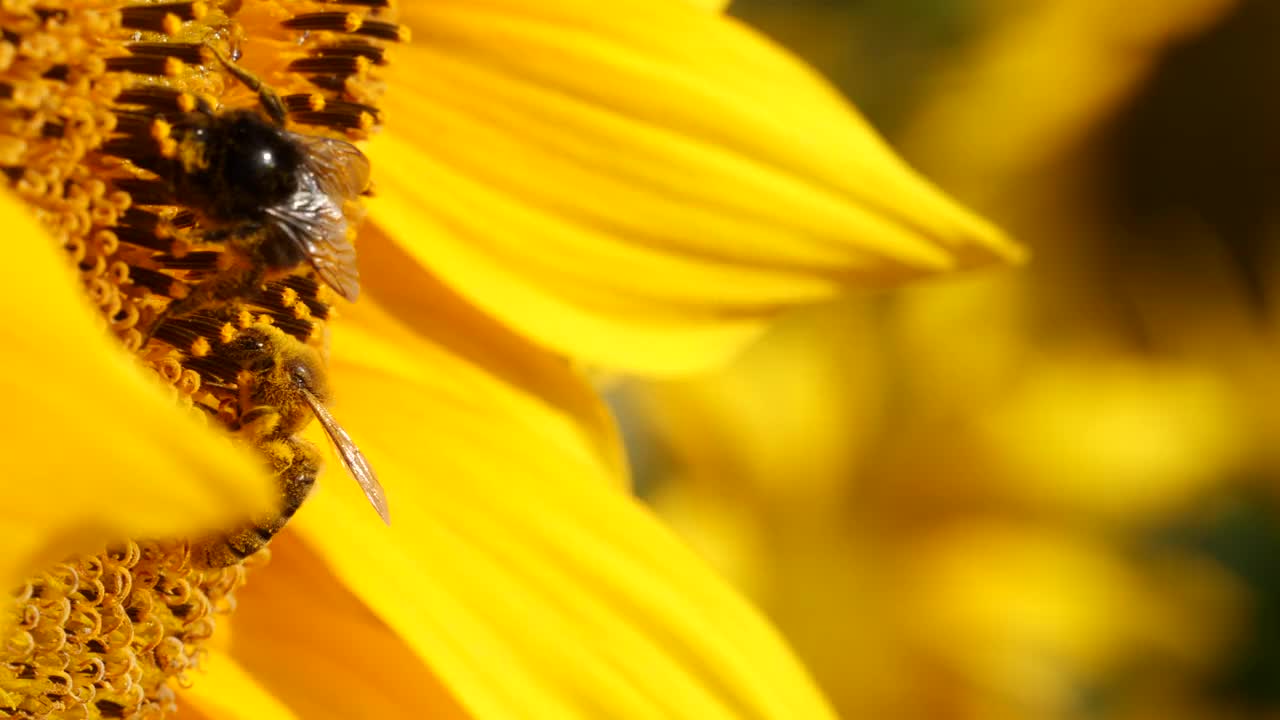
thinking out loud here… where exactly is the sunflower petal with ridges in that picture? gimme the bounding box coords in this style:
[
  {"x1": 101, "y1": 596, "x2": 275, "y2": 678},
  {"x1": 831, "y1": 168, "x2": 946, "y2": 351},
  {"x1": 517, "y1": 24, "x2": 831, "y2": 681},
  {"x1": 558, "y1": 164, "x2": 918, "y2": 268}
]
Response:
[
  {"x1": 294, "y1": 296, "x2": 836, "y2": 719},
  {"x1": 183, "y1": 651, "x2": 299, "y2": 720},
  {"x1": 224, "y1": 532, "x2": 469, "y2": 719},
  {"x1": 354, "y1": 224, "x2": 628, "y2": 483},
  {"x1": 372, "y1": 0, "x2": 1019, "y2": 374}
]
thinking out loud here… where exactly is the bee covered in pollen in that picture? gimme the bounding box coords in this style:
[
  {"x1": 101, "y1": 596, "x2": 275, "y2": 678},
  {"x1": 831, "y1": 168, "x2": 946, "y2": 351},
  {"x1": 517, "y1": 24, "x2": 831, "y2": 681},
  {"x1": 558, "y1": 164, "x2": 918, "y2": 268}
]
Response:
[{"x1": 190, "y1": 320, "x2": 388, "y2": 567}]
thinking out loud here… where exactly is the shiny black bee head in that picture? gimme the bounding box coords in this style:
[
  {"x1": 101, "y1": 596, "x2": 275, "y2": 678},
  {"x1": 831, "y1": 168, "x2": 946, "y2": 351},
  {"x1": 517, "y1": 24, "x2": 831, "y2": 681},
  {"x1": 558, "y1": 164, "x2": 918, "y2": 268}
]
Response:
[{"x1": 182, "y1": 110, "x2": 305, "y2": 222}]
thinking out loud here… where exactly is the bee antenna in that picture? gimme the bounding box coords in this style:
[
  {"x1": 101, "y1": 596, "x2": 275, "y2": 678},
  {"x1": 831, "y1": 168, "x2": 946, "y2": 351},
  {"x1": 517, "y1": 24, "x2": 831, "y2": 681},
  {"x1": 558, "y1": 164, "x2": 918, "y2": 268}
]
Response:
[{"x1": 203, "y1": 42, "x2": 289, "y2": 126}]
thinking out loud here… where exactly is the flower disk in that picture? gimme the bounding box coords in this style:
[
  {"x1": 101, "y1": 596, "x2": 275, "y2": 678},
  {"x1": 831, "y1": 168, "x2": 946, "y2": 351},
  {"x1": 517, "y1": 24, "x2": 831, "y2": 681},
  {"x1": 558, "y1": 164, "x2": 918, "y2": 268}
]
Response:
[
  {"x1": 1, "y1": 542, "x2": 257, "y2": 719},
  {"x1": 0, "y1": 0, "x2": 403, "y2": 717}
]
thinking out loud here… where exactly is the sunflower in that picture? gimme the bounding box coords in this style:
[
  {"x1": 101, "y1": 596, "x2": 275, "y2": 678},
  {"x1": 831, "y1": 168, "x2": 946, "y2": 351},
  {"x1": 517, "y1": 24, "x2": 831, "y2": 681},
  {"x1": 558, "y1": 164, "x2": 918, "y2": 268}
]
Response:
[{"x1": 0, "y1": 0, "x2": 1017, "y2": 718}]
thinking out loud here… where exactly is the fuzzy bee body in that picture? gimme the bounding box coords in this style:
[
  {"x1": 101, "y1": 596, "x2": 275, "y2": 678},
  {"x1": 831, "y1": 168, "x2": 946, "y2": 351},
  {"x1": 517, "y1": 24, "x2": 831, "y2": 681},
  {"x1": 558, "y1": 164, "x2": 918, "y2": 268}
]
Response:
[{"x1": 193, "y1": 325, "x2": 387, "y2": 568}]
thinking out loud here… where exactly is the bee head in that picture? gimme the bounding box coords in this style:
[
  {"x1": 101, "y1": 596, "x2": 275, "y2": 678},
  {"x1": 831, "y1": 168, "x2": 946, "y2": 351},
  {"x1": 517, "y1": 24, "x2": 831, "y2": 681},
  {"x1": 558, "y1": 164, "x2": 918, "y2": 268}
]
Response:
[
  {"x1": 285, "y1": 353, "x2": 323, "y2": 397},
  {"x1": 225, "y1": 325, "x2": 330, "y2": 429}
]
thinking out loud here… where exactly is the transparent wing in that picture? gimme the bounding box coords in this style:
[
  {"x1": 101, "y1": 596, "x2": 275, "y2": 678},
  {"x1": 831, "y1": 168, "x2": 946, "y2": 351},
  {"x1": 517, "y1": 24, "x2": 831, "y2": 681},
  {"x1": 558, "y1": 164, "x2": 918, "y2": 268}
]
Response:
[
  {"x1": 295, "y1": 134, "x2": 371, "y2": 200},
  {"x1": 301, "y1": 388, "x2": 390, "y2": 525},
  {"x1": 264, "y1": 172, "x2": 361, "y2": 301}
]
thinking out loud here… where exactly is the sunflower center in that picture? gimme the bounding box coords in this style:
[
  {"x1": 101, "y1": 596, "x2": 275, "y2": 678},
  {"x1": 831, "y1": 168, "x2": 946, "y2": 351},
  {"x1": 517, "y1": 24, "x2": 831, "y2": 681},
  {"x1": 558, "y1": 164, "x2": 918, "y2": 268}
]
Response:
[
  {"x1": 0, "y1": 0, "x2": 401, "y2": 717},
  {"x1": 3, "y1": 541, "x2": 259, "y2": 718}
]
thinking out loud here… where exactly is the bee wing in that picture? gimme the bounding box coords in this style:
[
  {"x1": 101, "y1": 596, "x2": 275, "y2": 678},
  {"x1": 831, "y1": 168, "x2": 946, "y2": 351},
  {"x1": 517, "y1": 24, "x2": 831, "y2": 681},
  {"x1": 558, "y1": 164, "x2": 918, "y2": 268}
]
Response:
[
  {"x1": 265, "y1": 175, "x2": 362, "y2": 301},
  {"x1": 301, "y1": 388, "x2": 390, "y2": 525},
  {"x1": 295, "y1": 134, "x2": 371, "y2": 200}
]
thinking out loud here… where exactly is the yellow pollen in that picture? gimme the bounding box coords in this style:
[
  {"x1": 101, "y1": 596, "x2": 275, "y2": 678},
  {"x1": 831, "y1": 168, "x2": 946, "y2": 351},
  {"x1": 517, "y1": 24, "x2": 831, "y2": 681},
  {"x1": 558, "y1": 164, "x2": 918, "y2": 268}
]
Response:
[
  {"x1": 161, "y1": 14, "x2": 182, "y2": 39},
  {"x1": 189, "y1": 336, "x2": 210, "y2": 358},
  {"x1": 315, "y1": 283, "x2": 339, "y2": 306},
  {"x1": 149, "y1": 118, "x2": 170, "y2": 142}
]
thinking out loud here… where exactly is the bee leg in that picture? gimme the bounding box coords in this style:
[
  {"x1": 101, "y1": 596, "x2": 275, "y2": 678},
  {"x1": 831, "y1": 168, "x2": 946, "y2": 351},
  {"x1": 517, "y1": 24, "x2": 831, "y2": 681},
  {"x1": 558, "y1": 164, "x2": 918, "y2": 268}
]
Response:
[
  {"x1": 192, "y1": 436, "x2": 320, "y2": 568},
  {"x1": 202, "y1": 42, "x2": 288, "y2": 126},
  {"x1": 237, "y1": 405, "x2": 282, "y2": 439}
]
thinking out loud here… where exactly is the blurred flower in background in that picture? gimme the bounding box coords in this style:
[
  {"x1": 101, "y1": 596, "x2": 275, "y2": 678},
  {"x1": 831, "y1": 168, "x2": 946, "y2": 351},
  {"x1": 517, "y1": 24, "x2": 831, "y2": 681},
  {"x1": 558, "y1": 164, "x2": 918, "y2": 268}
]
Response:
[{"x1": 620, "y1": 0, "x2": 1280, "y2": 717}]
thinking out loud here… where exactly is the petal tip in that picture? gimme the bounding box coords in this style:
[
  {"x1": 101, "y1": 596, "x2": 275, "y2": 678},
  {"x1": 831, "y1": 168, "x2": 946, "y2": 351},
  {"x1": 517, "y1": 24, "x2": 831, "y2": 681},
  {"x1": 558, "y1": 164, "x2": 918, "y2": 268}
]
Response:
[{"x1": 948, "y1": 215, "x2": 1026, "y2": 269}]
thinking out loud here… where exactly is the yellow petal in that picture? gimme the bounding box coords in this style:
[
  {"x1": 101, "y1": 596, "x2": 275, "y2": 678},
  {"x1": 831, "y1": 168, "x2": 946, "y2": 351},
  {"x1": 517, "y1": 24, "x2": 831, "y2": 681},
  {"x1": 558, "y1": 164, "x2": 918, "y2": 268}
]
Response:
[
  {"x1": 900, "y1": 522, "x2": 1246, "y2": 700},
  {"x1": 223, "y1": 532, "x2": 469, "y2": 719},
  {"x1": 0, "y1": 193, "x2": 273, "y2": 591},
  {"x1": 684, "y1": 0, "x2": 732, "y2": 10},
  {"x1": 351, "y1": 225, "x2": 627, "y2": 483},
  {"x1": 372, "y1": 0, "x2": 1019, "y2": 375},
  {"x1": 903, "y1": 0, "x2": 1237, "y2": 199},
  {"x1": 291, "y1": 296, "x2": 836, "y2": 719},
  {"x1": 975, "y1": 354, "x2": 1246, "y2": 522},
  {"x1": 631, "y1": 300, "x2": 886, "y2": 504},
  {"x1": 182, "y1": 651, "x2": 299, "y2": 720}
]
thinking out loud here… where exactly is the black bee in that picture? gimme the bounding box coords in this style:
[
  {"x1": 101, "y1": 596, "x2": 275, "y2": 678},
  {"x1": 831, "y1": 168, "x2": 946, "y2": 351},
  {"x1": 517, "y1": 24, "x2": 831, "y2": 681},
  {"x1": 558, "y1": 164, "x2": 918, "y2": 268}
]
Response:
[
  {"x1": 168, "y1": 108, "x2": 368, "y2": 299},
  {"x1": 122, "y1": 44, "x2": 370, "y2": 335}
]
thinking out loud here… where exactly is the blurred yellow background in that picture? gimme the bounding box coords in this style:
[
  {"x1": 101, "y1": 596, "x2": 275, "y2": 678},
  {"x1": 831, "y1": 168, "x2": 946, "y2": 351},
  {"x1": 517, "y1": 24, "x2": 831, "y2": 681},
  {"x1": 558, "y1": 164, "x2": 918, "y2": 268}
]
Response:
[{"x1": 618, "y1": 1, "x2": 1280, "y2": 717}]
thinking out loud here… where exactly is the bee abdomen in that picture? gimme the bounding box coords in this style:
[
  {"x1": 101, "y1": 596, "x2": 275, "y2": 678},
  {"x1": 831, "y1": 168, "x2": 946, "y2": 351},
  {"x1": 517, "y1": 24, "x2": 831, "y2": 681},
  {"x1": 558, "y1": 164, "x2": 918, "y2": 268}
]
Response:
[{"x1": 192, "y1": 435, "x2": 319, "y2": 569}]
